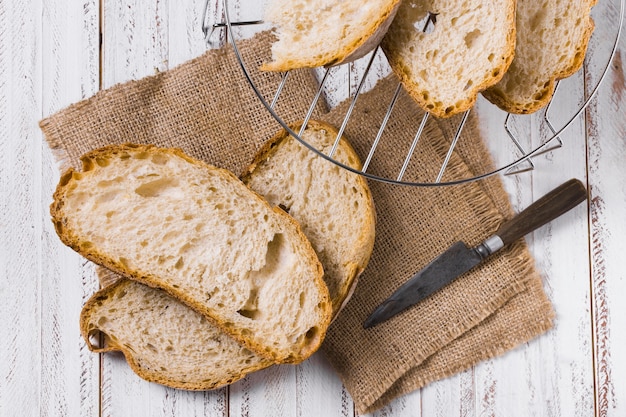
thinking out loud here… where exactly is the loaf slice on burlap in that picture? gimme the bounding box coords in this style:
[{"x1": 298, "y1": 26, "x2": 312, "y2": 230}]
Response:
[
  {"x1": 261, "y1": 0, "x2": 401, "y2": 71},
  {"x1": 80, "y1": 279, "x2": 273, "y2": 389},
  {"x1": 483, "y1": 0, "x2": 596, "y2": 114},
  {"x1": 51, "y1": 143, "x2": 331, "y2": 364},
  {"x1": 381, "y1": 0, "x2": 516, "y2": 118},
  {"x1": 242, "y1": 120, "x2": 376, "y2": 318}
]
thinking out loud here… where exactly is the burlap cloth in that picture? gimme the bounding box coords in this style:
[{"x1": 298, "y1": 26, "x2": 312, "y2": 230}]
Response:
[{"x1": 40, "y1": 32, "x2": 554, "y2": 414}]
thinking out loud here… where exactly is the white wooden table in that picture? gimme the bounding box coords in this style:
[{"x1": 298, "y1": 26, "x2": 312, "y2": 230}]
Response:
[{"x1": 2, "y1": 1, "x2": 626, "y2": 416}]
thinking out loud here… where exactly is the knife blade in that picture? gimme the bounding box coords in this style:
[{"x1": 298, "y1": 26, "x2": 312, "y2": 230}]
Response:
[{"x1": 363, "y1": 178, "x2": 588, "y2": 329}]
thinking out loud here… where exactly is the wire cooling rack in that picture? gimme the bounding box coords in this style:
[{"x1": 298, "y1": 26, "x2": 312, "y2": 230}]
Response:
[{"x1": 203, "y1": 0, "x2": 624, "y2": 186}]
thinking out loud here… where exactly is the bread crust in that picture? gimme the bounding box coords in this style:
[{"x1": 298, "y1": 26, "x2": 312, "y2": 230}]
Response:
[
  {"x1": 80, "y1": 279, "x2": 274, "y2": 390},
  {"x1": 381, "y1": 0, "x2": 517, "y2": 118},
  {"x1": 483, "y1": 0, "x2": 596, "y2": 114},
  {"x1": 241, "y1": 120, "x2": 376, "y2": 319},
  {"x1": 51, "y1": 143, "x2": 331, "y2": 364},
  {"x1": 261, "y1": 0, "x2": 401, "y2": 71}
]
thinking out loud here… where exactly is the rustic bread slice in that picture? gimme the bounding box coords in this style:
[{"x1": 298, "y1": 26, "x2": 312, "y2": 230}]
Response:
[
  {"x1": 241, "y1": 120, "x2": 376, "y2": 318},
  {"x1": 51, "y1": 143, "x2": 331, "y2": 364},
  {"x1": 261, "y1": 0, "x2": 401, "y2": 71},
  {"x1": 80, "y1": 279, "x2": 273, "y2": 389},
  {"x1": 381, "y1": 0, "x2": 516, "y2": 118},
  {"x1": 483, "y1": 0, "x2": 596, "y2": 114}
]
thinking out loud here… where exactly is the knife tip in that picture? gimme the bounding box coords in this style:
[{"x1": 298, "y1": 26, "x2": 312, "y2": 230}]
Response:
[{"x1": 362, "y1": 315, "x2": 379, "y2": 329}]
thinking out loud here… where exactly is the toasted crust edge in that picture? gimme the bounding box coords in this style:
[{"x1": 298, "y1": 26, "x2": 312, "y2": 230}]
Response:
[
  {"x1": 482, "y1": 2, "x2": 596, "y2": 114},
  {"x1": 51, "y1": 143, "x2": 331, "y2": 364},
  {"x1": 381, "y1": 0, "x2": 517, "y2": 118},
  {"x1": 79, "y1": 279, "x2": 274, "y2": 390},
  {"x1": 241, "y1": 120, "x2": 376, "y2": 319},
  {"x1": 260, "y1": 0, "x2": 401, "y2": 71}
]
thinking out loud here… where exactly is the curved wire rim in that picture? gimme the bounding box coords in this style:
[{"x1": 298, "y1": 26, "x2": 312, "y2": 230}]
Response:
[{"x1": 223, "y1": 0, "x2": 624, "y2": 187}]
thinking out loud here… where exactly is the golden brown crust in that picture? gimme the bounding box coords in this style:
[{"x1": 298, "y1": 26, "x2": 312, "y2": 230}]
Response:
[
  {"x1": 79, "y1": 279, "x2": 274, "y2": 390},
  {"x1": 52, "y1": 143, "x2": 331, "y2": 364},
  {"x1": 482, "y1": 1, "x2": 596, "y2": 114},
  {"x1": 382, "y1": 0, "x2": 517, "y2": 118},
  {"x1": 241, "y1": 120, "x2": 376, "y2": 319},
  {"x1": 260, "y1": 0, "x2": 401, "y2": 71}
]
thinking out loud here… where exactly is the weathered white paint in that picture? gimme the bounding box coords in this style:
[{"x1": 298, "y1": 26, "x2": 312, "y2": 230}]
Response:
[{"x1": 2, "y1": 0, "x2": 626, "y2": 416}]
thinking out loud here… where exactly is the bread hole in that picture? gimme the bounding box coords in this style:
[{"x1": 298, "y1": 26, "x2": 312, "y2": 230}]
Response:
[
  {"x1": 97, "y1": 316, "x2": 108, "y2": 326},
  {"x1": 58, "y1": 171, "x2": 74, "y2": 187},
  {"x1": 151, "y1": 153, "x2": 169, "y2": 165},
  {"x1": 464, "y1": 79, "x2": 474, "y2": 91},
  {"x1": 174, "y1": 257, "x2": 184, "y2": 270},
  {"x1": 146, "y1": 343, "x2": 158, "y2": 354},
  {"x1": 95, "y1": 157, "x2": 110, "y2": 167},
  {"x1": 96, "y1": 190, "x2": 120, "y2": 204},
  {"x1": 72, "y1": 172, "x2": 83, "y2": 181},
  {"x1": 237, "y1": 288, "x2": 259, "y2": 320},
  {"x1": 305, "y1": 326, "x2": 320, "y2": 341},
  {"x1": 119, "y1": 153, "x2": 131, "y2": 160},
  {"x1": 134, "y1": 178, "x2": 180, "y2": 198},
  {"x1": 87, "y1": 329, "x2": 106, "y2": 350},
  {"x1": 299, "y1": 292, "x2": 306, "y2": 308},
  {"x1": 105, "y1": 211, "x2": 116, "y2": 219},
  {"x1": 530, "y1": 11, "x2": 546, "y2": 31},
  {"x1": 464, "y1": 29, "x2": 482, "y2": 49},
  {"x1": 140, "y1": 240, "x2": 148, "y2": 247},
  {"x1": 183, "y1": 214, "x2": 193, "y2": 221},
  {"x1": 492, "y1": 69, "x2": 501, "y2": 78},
  {"x1": 80, "y1": 241, "x2": 93, "y2": 250},
  {"x1": 133, "y1": 151, "x2": 150, "y2": 160},
  {"x1": 82, "y1": 158, "x2": 95, "y2": 172},
  {"x1": 444, "y1": 106, "x2": 455, "y2": 115}
]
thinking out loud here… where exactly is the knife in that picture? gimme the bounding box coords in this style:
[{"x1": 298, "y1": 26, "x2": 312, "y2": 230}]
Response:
[{"x1": 363, "y1": 178, "x2": 588, "y2": 329}]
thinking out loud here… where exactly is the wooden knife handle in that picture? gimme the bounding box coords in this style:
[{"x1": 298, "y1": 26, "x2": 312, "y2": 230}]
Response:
[{"x1": 496, "y1": 178, "x2": 588, "y2": 246}]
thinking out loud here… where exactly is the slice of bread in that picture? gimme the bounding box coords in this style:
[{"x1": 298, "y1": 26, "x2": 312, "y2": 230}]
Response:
[
  {"x1": 381, "y1": 0, "x2": 516, "y2": 118},
  {"x1": 483, "y1": 0, "x2": 596, "y2": 114},
  {"x1": 241, "y1": 120, "x2": 376, "y2": 318},
  {"x1": 80, "y1": 279, "x2": 273, "y2": 390},
  {"x1": 261, "y1": 0, "x2": 401, "y2": 71},
  {"x1": 51, "y1": 143, "x2": 331, "y2": 364}
]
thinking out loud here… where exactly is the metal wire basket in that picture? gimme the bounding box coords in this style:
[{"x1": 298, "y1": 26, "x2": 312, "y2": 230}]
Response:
[{"x1": 203, "y1": 0, "x2": 624, "y2": 186}]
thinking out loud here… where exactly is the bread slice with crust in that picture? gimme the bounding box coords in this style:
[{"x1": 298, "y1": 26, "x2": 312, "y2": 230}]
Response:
[
  {"x1": 483, "y1": 0, "x2": 596, "y2": 114},
  {"x1": 80, "y1": 278, "x2": 273, "y2": 390},
  {"x1": 51, "y1": 143, "x2": 331, "y2": 364},
  {"x1": 242, "y1": 120, "x2": 376, "y2": 318},
  {"x1": 261, "y1": 0, "x2": 401, "y2": 71},
  {"x1": 381, "y1": 0, "x2": 516, "y2": 118}
]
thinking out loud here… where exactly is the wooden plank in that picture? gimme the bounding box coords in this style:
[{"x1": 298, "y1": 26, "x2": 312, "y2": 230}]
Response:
[
  {"x1": 0, "y1": 0, "x2": 43, "y2": 416},
  {"x1": 39, "y1": 1, "x2": 102, "y2": 416},
  {"x1": 101, "y1": 0, "x2": 169, "y2": 89},
  {"x1": 585, "y1": 3, "x2": 626, "y2": 416}
]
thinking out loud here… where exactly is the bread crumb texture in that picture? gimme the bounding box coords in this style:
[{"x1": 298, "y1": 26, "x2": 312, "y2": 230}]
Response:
[
  {"x1": 382, "y1": 0, "x2": 516, "y2": 117},
  {"x1": 52, "y1": 144, "x2": 331, "y2": 363},
  {"x1": 483, "y1": 0, "x2": 596, "y2": 114},
  {"x1": 243, "y1": 120, "x2": 376, "y2": 317},
  {"x1": 81, "y1": 280, "x2": 272, "y2": 390},
  {"x1": 263, "y1": 0, "x2": 401, "y2": 70}
]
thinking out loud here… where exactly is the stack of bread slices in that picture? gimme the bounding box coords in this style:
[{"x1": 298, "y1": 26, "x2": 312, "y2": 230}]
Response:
[
  {"x1": 52, "y1": 121, "x2": 375, "y2": 389},
  {"x1": 263, "y1": 0, "x2": 597, "y2": 117}
]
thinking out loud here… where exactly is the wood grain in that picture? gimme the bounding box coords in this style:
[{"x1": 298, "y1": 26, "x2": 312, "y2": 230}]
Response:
[{"x1": 2, "y1": 0, "x2": 625, "y2": 416}]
